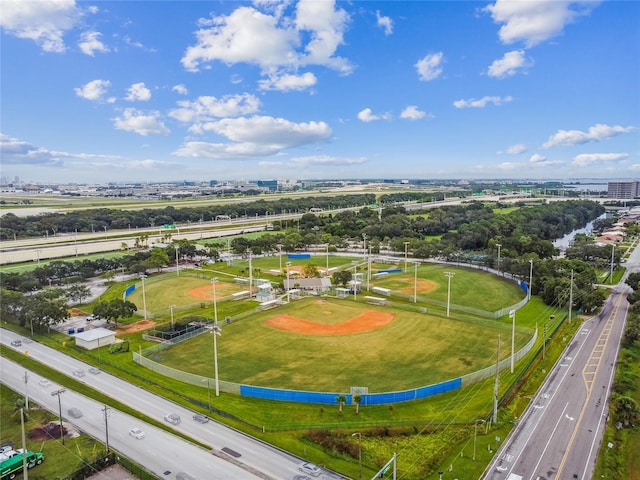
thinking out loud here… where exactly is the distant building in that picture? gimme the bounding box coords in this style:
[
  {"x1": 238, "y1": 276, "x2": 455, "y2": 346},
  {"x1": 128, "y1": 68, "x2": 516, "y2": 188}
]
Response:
[{"x1": 608, "y1": 181, "x2": 639, "y2": 199}]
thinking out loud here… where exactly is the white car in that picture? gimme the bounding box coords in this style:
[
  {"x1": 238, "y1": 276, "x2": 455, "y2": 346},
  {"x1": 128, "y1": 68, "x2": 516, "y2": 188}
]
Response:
[
  {"x1": 298, "y1": 462, "x2": 321, "y2": 477},
  {"x1": 38, "y1": 379, "x2": 52, "y2": 388},
  {"x1": 128, "y1": 427, "x2": 145, "y2": 439}
]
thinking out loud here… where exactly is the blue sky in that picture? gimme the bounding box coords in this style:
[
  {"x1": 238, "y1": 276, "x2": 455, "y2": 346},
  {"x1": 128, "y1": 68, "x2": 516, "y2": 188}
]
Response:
[{"x1": 1, "y1": 0, "x2": 639, "y2": 184}]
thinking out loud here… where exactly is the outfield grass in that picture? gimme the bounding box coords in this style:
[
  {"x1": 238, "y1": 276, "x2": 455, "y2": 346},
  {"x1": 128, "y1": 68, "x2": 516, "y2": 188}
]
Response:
[{"x1": 157, "y1": 297, "x2": 531, "y2": 392}]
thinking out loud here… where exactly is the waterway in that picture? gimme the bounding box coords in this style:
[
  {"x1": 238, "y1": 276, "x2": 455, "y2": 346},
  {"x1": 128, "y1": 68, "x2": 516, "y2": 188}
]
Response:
[{"x1": 552, "y1": 213, "x2": 608, "y2": 252}]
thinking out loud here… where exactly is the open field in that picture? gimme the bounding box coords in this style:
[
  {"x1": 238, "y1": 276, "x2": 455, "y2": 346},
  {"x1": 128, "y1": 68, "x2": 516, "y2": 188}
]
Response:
[{"x1": 156, "y1": 297, "x2": 531, "y2": 392}]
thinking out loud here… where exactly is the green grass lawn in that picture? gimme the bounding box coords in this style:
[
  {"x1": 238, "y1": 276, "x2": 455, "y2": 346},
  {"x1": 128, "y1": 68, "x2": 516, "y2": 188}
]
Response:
[{"x1": 157, "y1": 297, "x2": 531, "y2": 392}]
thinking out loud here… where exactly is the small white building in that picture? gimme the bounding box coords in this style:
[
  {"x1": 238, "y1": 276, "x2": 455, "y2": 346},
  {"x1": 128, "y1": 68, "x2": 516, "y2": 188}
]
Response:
[{"x1": 74, "y1": 328, "x2": 117, "y2": 350}]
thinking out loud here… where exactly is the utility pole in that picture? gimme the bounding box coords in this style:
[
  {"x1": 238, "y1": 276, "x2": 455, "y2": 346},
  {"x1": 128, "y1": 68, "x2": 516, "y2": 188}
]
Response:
[
  {"x1": 24, "y1": 371, "x2": 29, "y2": 411},
  {"x1": 610, "y1": 244, "x2": 615, "y2": 284},
  {"x1": 404, "y1": 241, "x2": 410, "y2": 272},
  {"x1": 102, "y1": 405, "x2": 110, "y2": 453},
  {"x1": 568, "y1": 269, "x2": 574, "y2": 324},
  {"x1": 20, "y1": 407, "x2": 27, "y2": 480},
  {"x1": 444, "y1": 272, "x2": 455, "y2": 317},
  {"x1": 51, "y1": 389, "x2": 66, "y2": 445},
  {"x1": 496, "y1": 243, "x2": 501, "y2": 275}
]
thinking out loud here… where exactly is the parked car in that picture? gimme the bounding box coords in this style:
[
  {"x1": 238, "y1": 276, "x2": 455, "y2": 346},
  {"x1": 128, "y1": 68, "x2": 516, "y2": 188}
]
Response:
[
  {"x1": 298, "y1": 462, "x2": 322, "y2": 477},
  {"x1": 128, "y1": 427, "x2": 145, "y2": 439},
  {"x1": 67, "y1": 408, "x2": 82, "y2": 418},
  {"x1": 164, "y1": 413, "x2": 181, "y2": 425},
  {"x1": 10, "y1": 339, "x2": 22, "y2": 347},
  {"x1": 192, "y1": 414, "x2": 209, "y2": 424}
]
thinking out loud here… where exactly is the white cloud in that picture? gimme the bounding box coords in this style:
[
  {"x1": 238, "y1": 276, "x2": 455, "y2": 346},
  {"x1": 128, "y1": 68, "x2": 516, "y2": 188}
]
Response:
[
  {"x1": 415, "y1": 52, "x2": 444, "y2": 81},
  {"x1": 529, "y1": 153, "x2": 546, "y2": 163},
  {"x1": 0, "y1": 0, "x2": 82, "y2": 53},
  {"x1": 125, "y1": 83, "x2": 152, "y2": 102},
  {"x1": 169, "y1": 94, "x2": 261, "y2": 123},
  {"x1": 484, "y1": 0, "x2": 600, "y2": 48},
  {"x1": 112, "y1": 108, "x2": 170, "y2": 136},
  {"x1": 0, "y1": 134, "x2": 63, "y2": 166},
  {"x1": 173, "y1": 115, "x2": 331, "y2": 159},
  {"x1": 74, "y1": 79, "x2": 115, "y2": 102},
  {"x1": 543, "y1": 123, "x2": 637, "y2": 149},
  {"x1": 258, "y1": 72, "x2": 317, "y2": 92},
  {"x1": 172, "y1": 84, "x2": 188, "y2": 95},
  {"x1": 357, "y1": 108, "x2": 392, "y2": 122},
  {"x1": 181, "y1": 2, "x2": 352, "y2": 77},
  {"x1": 78, "y1": 31, "x2": 109, "y2": 56},
  {"x1": 453, "y1": 95, "x2": 513, "y2": 109},
  {"x1": 572, "y1": 153, "x2": 628, "y2": 167},
  {"x1": 400, "y1": 106, "x2": 428, "y2": 120},
  {"x1": 499, "y1": 143, "x2": 527, "y2": 155},
  {"x1": 487, "y1": 50, "x2": 532, "y2": 78},
  {"x1": 376, "y1": 10, "x2": 393, "y2": 36}
]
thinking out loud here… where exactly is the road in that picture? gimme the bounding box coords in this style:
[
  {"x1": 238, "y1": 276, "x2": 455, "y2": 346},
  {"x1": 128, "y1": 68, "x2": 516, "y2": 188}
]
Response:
[
  {"x1": 1, "y1": 331, "x2": 346, "y2": 480},
  {"x1": 481, "y1": 245, "x2": 640, "y2": 480}
]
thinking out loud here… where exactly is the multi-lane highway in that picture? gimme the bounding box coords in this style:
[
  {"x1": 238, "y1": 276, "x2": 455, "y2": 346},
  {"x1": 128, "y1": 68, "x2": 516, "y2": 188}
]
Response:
[
  {"x1": 1, "y1": 330, "x2": 346, "y2": 480},
  {"x1": 481, "y1": 243, "x2": 640, "y2": 480}
]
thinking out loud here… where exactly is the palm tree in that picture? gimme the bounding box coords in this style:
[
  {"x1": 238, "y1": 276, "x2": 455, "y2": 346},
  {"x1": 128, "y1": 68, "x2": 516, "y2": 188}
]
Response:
[
  {"x1": 336, "y1": 395, "x2": 347, "y2": 415},
  {"x1": 353, "y1": 394, "x2": 362, "y2": 415}
]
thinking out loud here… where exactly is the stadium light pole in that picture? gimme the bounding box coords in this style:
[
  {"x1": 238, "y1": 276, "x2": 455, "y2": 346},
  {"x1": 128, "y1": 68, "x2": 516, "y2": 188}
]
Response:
[
  {"x1": 496, "y1": 243, "x2": 501, "y2": 275},
  {"x1": 141, "y1": 274, "x2": 147, "y2": 321},
  {"x1": 326, "y1": 244, "x2": 329, "y2": 275},
  {"x1": 528, "y1": 259, "x2": 533, "y2": 300},
  {"x1": 169, "y1": 304, "x2": 176, "y2": 330},
  {"x1": 352, "y1": 432, "x2": 362, "y2": 479},
  {"x1": 444, "y1": 272, "x2": 454, "y2": 317},
  {"x1": 414, "y1": 261, "x2": 419, "y2": 303},
  {"x1": 404, "y1": 242, "x2": 410, "y2": 272},
  {"x1": 211, "y1": 277, "x2": 221, "y2": 397},
  {"x1": 175, "y1": 245, "x2": 180, "y2": 276},
  {"x1": 277, "y1": 244, "x2": 283, "y2": 271},
  {"x1": 509, "y1": 309, "x2": 516, "y2": 373},
  {"x1": 473, "y1": 419, "x2": 486, "y2": 461},
  {"x1": 51, "y1": 389, "x2": 66, "y2": 445},
  {"x1": 286, "y1": 261, "x2": 292, "y2": 302}
]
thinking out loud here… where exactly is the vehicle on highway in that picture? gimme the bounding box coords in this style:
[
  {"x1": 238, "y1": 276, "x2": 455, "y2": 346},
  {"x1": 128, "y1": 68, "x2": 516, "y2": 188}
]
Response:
[
  {"x1": 10, "y1": 339, "x2": 22, "y2": 347},
  {"x1": 38, "y1": 379, "x2": 51, "y2": 388},
  {"x1": 67, "y1": 408, "x2": 82, "y2": 419},
  {"x1": 72, "y1": 369, "x2": 85, "y2": 377},
  {"x1": 192, "y1": 414, "x2": 209, "y2": 424},
  {"x1": 88, "y1": 367, "x2": 101, "y2": 374},
  {"x1": 128, "y1": 427, "x2": 145, "y2": 439},
  {"x1": 0, "y1": 450, "x2": 44, "y2": 479},
  {"x1": 298, "y1": 462, "x2": 321, "y2": 477},
  {"x1": 164, "y1": 413, "x2": 181, "y2": 425}
]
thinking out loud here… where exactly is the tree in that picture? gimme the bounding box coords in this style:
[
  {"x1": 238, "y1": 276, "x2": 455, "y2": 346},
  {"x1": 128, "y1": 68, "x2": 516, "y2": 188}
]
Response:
[
  {"x1": 94, "y1": 299, "x2": 137, "y2": 327},
  {"x1": 303, "y1": 263, "x2": 321, "y2": 278},
  {"x1": 613, "y1": 395, "x2": 640, "y2": 426},
  {"x1": 336, "y1": 395, "x2": 347, "y2": 415},
  {"x1": 353, "y1": 394, "x2": 362, "y2": 415},
  {"x1": 332, "y1": 270, "x2": 352, "y2": 287},
  {"x1": 147, "y1": 248, "x2": 170, "y2": 272},
  {"x1": 22, "y1": 288, "x2": 69, "y2": 333},
  {"x1": 67, "y1": 283, "x2": 91, "y2": 304}
]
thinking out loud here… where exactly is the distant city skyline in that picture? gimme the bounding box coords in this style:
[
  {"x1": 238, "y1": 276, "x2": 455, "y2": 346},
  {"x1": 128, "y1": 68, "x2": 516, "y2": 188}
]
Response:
[{"x1": 1, "y1": 1, "x2": 638, "y2": 183}]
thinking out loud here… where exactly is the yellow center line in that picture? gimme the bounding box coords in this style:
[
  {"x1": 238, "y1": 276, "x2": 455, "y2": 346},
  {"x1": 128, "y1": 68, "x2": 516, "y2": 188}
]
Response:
[{"x1": 555, "y1": 294, "x2": 623, "y2": 478}]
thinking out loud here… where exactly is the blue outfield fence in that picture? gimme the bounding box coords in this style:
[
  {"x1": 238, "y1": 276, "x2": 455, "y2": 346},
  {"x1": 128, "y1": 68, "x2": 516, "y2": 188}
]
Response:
[
  {"x1": 124, "y1": 284, "x2": 136, "y2": 297},
  {"x1": 377, "y1": 269, "x2": 402, "y2": 274},
  {"x1": 239, "y1": 377, "x2": 462, "y2": 405},
  {"x1": 518, "y1": 280, "x2": 529, "y2": 294},
  {"x1": 288, "y1": 253, "x2": 311, "y2": 259}
]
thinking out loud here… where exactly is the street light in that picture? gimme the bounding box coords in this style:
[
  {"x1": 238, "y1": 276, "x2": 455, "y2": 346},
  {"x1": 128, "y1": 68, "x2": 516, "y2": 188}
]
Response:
[
  {"x1": 444, "y1": 272, "x2": 455, "y2": 317},
  {"x1": 473, "y1": 419, "x2": 486, "y2": 461},
  {"x1": 352, "y1": 432, "x2": 362, "y2": 479},
  {"x1": 51, "y1": 389, "x2": 66, "y2": 444}
]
